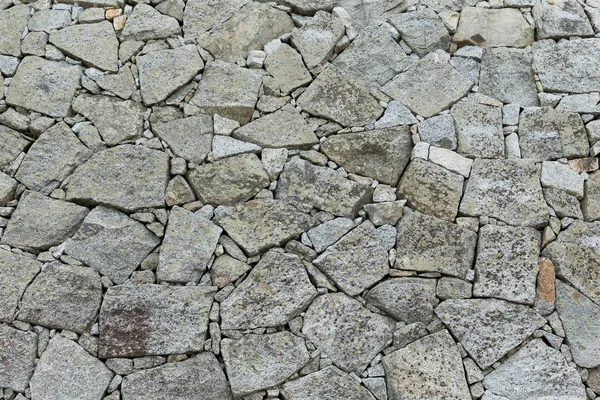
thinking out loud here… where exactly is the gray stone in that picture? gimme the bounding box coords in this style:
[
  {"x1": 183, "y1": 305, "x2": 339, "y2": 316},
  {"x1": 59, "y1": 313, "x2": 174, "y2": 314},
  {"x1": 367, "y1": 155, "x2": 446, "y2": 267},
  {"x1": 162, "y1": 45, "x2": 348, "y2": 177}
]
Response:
[
  {"x1": 374, "y1": 101, "x2": 418, "y2": 129},
  {"x1": 450, "y1": 53, "x2": 481, "y2": 83},
  {"x1": 0, "y1": 5, "x2": 30, "y2": 57},
  {"x1": 0, "y1": 171, "x2": 18, "y2": 205},
  {"x1": 544, "y1": 188, "x2": 583, "y2": 219},
  {"x1": 182, "y1": 0, "x2": 247, "y2": 39},
  {"x1": 532, "y1": 0, "x2": 593, "y2": 39},
  {"x1": 1, "y1": 191, "x2": 89, "y2": 252},
  {"x1": 264, "y1": 43, "x2": 312, "y2": 94},
  {"x1": 165, "y1": 175, "x2": 196, "y2": 206},
  {"x1": 313, "y1": 221, "x2": 388, "y2": 296},
  {"x1": 541, "y1": 160, "x2": 585, "y2": 199},
  {"x1": 382, "y1": 51, "x2": 473, "y2": 118},
  {"x1": 483, "y1": 339, "x2": 586, "y2": 399},
  {"x1": 153, "y1": 114, "x2": 212, "y2": 164},
  {"x1": 6, "y1": 57, "x2": 81, "y2": 118},
  {"x1": 435, "y1": 299, "x2": 546, "y2": 369},
  {"x1": 121, "y1": 4, "x2": 181, "y2": 41},
  {"x1": 383, "y1": 330, "x2": 470, "y2": 400},
  {"x1": 437, "y1": 277, "x2": 472, "y2": 299},
  {"x1": 121, "y1": 353, "x2": 233, "y2": 400},
  {"x1": 0, "y1": 125, "x2": 28, "y2": 167},
  {"x1": 64, "y1": 206, "x2": 160, "y2": 284},
  {"x1": 49, "y1": 21, "x2": 119, "y2": 72},
  {"x1": 99, "y1": 284, "x2": 215, "y2": 358},
  {"x1": 72, "y1": 94, "x2": 147, "y2": 146},
  {"x1": 297, "y1": 66, "x2": 383, "y2": 127},
  {"x1": 321, "y1": 127, "x2": 412, "y2": 186},
  {"x1": 90, "y1": 66, "x2": 136, "y2": 99},
  {"x1": 21, "y1": 31, "x2": 47, "y2": 57},
  {"x1": 30, "y1": 335, "x2": 113, "y2": 400},
  {"x1": 302, "y1": 293, "x2": 395, "y2": 374},
  {"x1": 65, "y1": 145, "x2": 170, "y2": 212},
  {"x1": 0, "y1": 324, "x2": 37, "y2": 392},
  {"x1": 389, "y1": 7, "x2": 450, "y2": 57},
  {"x1": 270, "y1": 0, "x2": 335, "y2": 14},
  {"x1": 395, "y1": 211, "x2": 477, "y2": 278},
  {"x1": 306, "y1": 217, "x2": 354, "y2": 253},
  {"x1": 291, "y1": 11, "x2": 345, "y2": 70},
  {"x1": 210, "y1": 254, "x2": 251, "y2": 288},
  {"x1": 212, "y1": 135, "x2": 261, "y2": 160},
  {"x1": 452, "y1": 101, "x2": 504, "y2": 159},
  {"x1": 459, "y1": 159, "x2": 549, "y2": 228},
  {"x1": 583, "y1": 171, "x2": 600, "y2": 221},
  {"x1": 0, "y1": 249, "x2": 40, "y2": 323},
  {"x1": 28, "y1": 10, "x2": 71, "y2": 32},
  {"x1": 366, "y1": 278, "x2": 437, "y2": 324},
  {"x1": 364, "y1": 200, "x2": 405, "y2": 226},
  {"x1": 55, "y1": 0, "x2": 123, "y2": 7},
  {"x1": 138, "y1": 45, "x2": 204, "y2": 106},
  {"x1": 282, "y1": 366, "x2": 376, "y2": 400},
  {"x1": 557, "y1": 93, "x2": 600, "y2": 113},
  {"x1": 334, "y1": 0, "x2": 403, "y2": 33},
  {"x1": 417, "y1": 114, "x2": 457, "y2": 150},
  {"x1": 222, "y1": 332, "x2": 309, "y2": 398}
]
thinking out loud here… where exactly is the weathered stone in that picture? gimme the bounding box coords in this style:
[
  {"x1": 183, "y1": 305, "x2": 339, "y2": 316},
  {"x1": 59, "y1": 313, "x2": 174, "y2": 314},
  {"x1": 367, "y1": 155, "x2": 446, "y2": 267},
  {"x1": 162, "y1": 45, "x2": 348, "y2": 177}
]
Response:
[
  {"x1": 210, "y1": 255, "x2": 251, "y2": 288},
  {"x1": 65, "y1": 145, "x2": 170, "y2": 212},
  {"x1": 1, "y1": 191, "x2": 89, "y2": 252},
  {"x1": 541, "y1": 160, "x2": 585, "y2": 200},
  {"x1": 374, "y1": 100, "x2": 418, "y2": 129},
  {"x1": 417, "y1": 114, "x2": 457, "y2": 150},
  {"x1": 557, "y1": 93, "x2": 600, "y2": 113},
  {"x1": 183, "y1": 0, "x2": 247, "y2": 39},
  {"x1": 544, "y1": 188, "x2": 583, "y2": 220},
  {"x1": 459, "y1": 159, "x2": 549, "y2": 228},
  {"x1": 89, "y1": 66, "x2": 136, "y2": 99},
  {"x1": 0, "y1": 172, "x2": 17, "y2": 206},
  {"x1": 302, "y1": 293, "x2": 395, "y2": 374},
  {"x1": 364, "y1": 200, "x2": 405, "y2": 226},
  {"x1": 222, "y1": 332, "x2": 309, "y2": 398},
  {"x1": 0, "y1": 249, "x2": 40, "y2": 323},
  {"x1": 122, "y1": 4, "x2": 181, "y2": 41},
  {"x1": 533, "y1": 0, "x2": 593, "y2": 40},
  {"x1": 0, "y1": 5, "x2": 30, "y2": 57},
  {"x1": 264, "y1": 43, "x2": 311, "y2": 94},
  {"x1": 334, "y1": 0, "x2": 402, "y2": 33},
  {"x1": 583, "y1": 171, "x2": 600, "y2": 221},
  {"x1": 0, "y1": 125, "x2": 29, "y2": 167},
  {"x1": 389, "y1": 7, "x2": 450, "y2": 57},
  {"x1": 282, "y1": 366, "x2": 376, "y2": 400},
  {"x1": 0, "y1": 324, "x2": 36, "y2": 392},
  {"x1": 452, "y1": 101, "x2": 504, "y2": 158},
  {"x1": 306, "y1": 217, "x2": 354, "y2": 253},
  {"x1": 292, "y1": 11, "x2": 345, "y2": 70},
  {"x1": 437, "y1": 277, "x2": 472, "y2": 299},
  {"x1": 366, "y1": 278, "x2": 437, "y2": 324},
  {"x1": 212, "y1": 135, "x2": 261, "y2": 160},
  {"x1": 383, "y1": 330, "x2": 470, "y2": 400},
  {"x1": 99, "y1": 284, "x2": 215, "y2": 357},
  {"x1": 153, "y1": 114, "x2": 212, "y2": 164},
  {"x1": 435, "y1": 299, "x2": 546, "y2": 368},
  {"x1": 64, "y1": 206, "x2": 160, "y2": 284},
  {"x1": 28, "y1": 10, "x2": 71, "y2": 32}
]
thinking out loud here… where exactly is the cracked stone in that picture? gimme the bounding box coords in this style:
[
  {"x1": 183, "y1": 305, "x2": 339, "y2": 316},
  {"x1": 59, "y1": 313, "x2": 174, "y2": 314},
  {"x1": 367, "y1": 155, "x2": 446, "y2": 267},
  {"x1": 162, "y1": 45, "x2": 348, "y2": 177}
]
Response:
[
  {"x1": 452, "y1": 101, "x2": 504, "y2": 159},
  {"x1": 532, "y1": 0, "x2": 593, "y2": 40},
  {"x1": 388, "y1": 7, "x2": 450, "y2": 57},
  {"x1": 306, "y1": 217, "x2": 355, "y2": 253},
  {"x1": 121, "y1": 4, "x2": 181, "y2": 41},
  {"x1": 264, "y1": 43, "x2": 312, "y2": 95},
  {"x1": 0, "y1": 125, "x2": 29, "y2": 167},
  {"x1": 152, "y1": 113, "x2": 213, "y2": 164},
  {"x1": 182, "y1": 0, "x2": 247, "y2": 39},
  {"x1": 0, "y1": 249, "x2": 41, "y2": 323},
  {"x1": 291, "y1": 11, "x2": 345, "y2": 70},
  {"x1": 282, "y1": 366, "x2": 376, "y2": 400}
]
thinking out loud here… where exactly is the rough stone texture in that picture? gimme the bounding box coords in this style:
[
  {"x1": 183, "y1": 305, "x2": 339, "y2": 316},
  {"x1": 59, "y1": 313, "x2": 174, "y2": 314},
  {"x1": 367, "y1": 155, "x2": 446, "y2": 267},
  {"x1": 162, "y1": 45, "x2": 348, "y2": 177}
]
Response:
[
  {"x1": 0, "y1": 249, "x2": 40, "y2": 323},
  {"x1": 583, "y1": 171, "x2": 600, "y2": 221},
  {"x1": 532, "y1": 0, "x2": 593, "y2": 40},
  {"x1": 417, "y1": 114, "x2": 457, "y2": 150},
  {"x1": 0, "y1": 171, "x2": 18, "y2": 205},
  {"x1": 366, "y1": 278, "x2": 437, "y2": 324},
  {"x1": 210, "y1": 255, "x2": 252, "y2": 288},
  {"x1": 264, "y1": 43, "x2": 311, "y2": 94},
  {"x1": 0, "y1": 324, "x2": 37, "y2": 392},
  {"x1": 153, "y1": 114, "x2": 212, "y2": 164},
  {"x1": 0, "y1": 5, "x2": 30, "y2": 57},
  {"x1": 452, "y1": 101, "x2": 504, "y2": 159},
  {"x1": 182, "y1": 0, "x2": 247, "y2": 39},
  {"x1": 282, "y1": 366, "x2": 376, "y2": 400},
  {"x1": 306, "y1": 217, "x2": 355, "y2": 253},
  {"x1": 0, "y1": 125, "x2": 29, "y2": 167},
  {"x1": 292, "y1": 11, "x2": 345, "y2": 70},
  {"x1": 389, "y1": 8, "x2": 450, "y2": 57},
  {"x1": 121, "y1": 4, "x2": 181, "y2": 41}
]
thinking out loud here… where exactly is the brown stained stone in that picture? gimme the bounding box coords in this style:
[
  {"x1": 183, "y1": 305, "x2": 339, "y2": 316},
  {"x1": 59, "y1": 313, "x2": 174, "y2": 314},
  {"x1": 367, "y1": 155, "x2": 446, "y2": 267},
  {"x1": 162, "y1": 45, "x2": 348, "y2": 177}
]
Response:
[
  {"x1": 535, "y1": 258, "x2": 556, "y2": 316},
  {"x1": 569, "y1": 157, "x2": 599, "y2": 173}
]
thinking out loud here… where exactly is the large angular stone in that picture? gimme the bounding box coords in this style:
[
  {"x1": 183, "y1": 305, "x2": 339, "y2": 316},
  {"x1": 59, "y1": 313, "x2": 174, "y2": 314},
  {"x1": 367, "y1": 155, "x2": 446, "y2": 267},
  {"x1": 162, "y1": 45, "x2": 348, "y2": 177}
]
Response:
[
  {"x1": 138, "y1": 45, "x2": 204, "y2": 105},
  {"x1": 99, "y1": 284, "x2": 215, "y2": 357},
  {"x1": 6, "y1": 57, "x2": 81, "y2": 117},
  {"x1": 63, "y1": 206, "x2": 160, "y2": 284},
  {"x1": 583, "y1": 171, "x2": 600, "y2": 221},
  {"x1": 121, "y1": 353, "x2": 233, "y2": 400},
  {"x1": 30, "y1": 335, "x2": 113, "y2": 400},
  {"x1": 1, "y1": 191, "x2": 89, "y2": 252},
  {"x1": 306, "y1": 217, "x2": 354, "y2": 253},
  {"x1": 221, "y1": 249, "x2": 316, "y2": 329},
  {"x1": 483, "y1": 339, "x2": 586, "y2": 399},
  {"x1": 15, "y1": 122, "x2": 92, "y2": 195},
  {"x1": 232, "y1": 104, "x2": 318, "y2": 149},
  {"x1": 383, "y1": 330, "x2": 470, "y2": 400},
  {"x1": 216, "y1": 199, "x2": 319, "y2": 256},
  {"x1": 313, "y1": 221, "x2": 388, "y2": 296},
  {"x1": 152, "y1": 113, "x2": 212, "y2": 164},
  {"x1": 49, "y1": 21, "x2": 118, "y2": 72},
  {"x1": 382, "y1": 51, "x2": 473, "y2": 118},
  {"x1": 222, "y1": 332, "x2": 309, "y2": 398},
  {"x1": 459, "y1": 159, "x2": 549, "y2": 228},
  {"x1": 302, "y1": 293, "x2": 395, "y2": 374},
  {"x1": 435, "y1": 299, "x2": 546, "y2": 368},
  {"x1": 157, "y1": 206, "x2": 221, "y2": 283},
  {"x1": 0, "y1": 5, "x2": 30, "y2": 57},
  {"x1": 0, "y1": 324, "x2": 37, "y2": 392},
  {"x1": 395, "y1": 211, "x2": 477, "y2": 278},
  {"x1": 121, "y1": 4, "x2": 181, "y2": 41},
  {"x1": 264, "y1": 43, "x2": 311, "y2": 94},
  {"x1": 452, "y1": 101, "x2": 504, "y2": 159},
  {"x1": 0, "y1": 125, "x2": 29, "y2": 167},
  {"x1": 28, "y1": 10, "x2": 71, "y2": 32},
  {"x1": 296, "y1": 66, "x2": 383, "y2": 127},
  {"x1": 397, "y1": 158, "x2": 464, "y2": 222},
  {"x1": 417, "y1": 114, "x2": 457, "y2": 150},
  {"x1": 292, "y1": 11, "x2": 345, "y2": 70},
  {"x1": 183, "y1": 0, "x2": 247, "y2": 39},
  {"x1": 532, "y1": 0, "x2": 593, "y2": 40},
  {"x1": 65, "y1": 145, "x2": 170, "y2": 212},
  {"x1": 320, "y1": 126, "x2": 412, "y2": 186},
  {"x1": 190, "y1": 60, "x2": 262, "y2": 124},
  {"x1": 545, "y1": 187, "x2": 583, "y2": 220},
  {"x1": 366, "y1": 278, "x2": 437, "y2": 324},
  {"x1": 388, "y1": 8, "x2": 450, "y2": 57},
  {"x1": 72, "y1": 94, "x2": 147, "y2": 146},
  {"x1": 335, "y1": 0, "x2": 403, "y2": 32},
  {"x1": 282, "y1": 366, "x2": 376, "y2": 400},
  {"x1": 0, "y1": 250, "x2": 40, "y2": 323}
]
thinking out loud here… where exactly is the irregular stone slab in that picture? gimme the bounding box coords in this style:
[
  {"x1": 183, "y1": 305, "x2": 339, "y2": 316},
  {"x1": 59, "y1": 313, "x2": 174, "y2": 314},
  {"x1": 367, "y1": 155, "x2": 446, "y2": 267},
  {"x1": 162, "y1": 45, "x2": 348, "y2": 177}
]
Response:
[
  {"x1": 190, "y1": 60, "x2": 262, "y2": 124},
  {"x1": 417, "y1": 114, "x2": 457, "y2": 150},
  {"x1": 297, "y1": 66, "x2": 383, "y2": 127},
  {"x1": 183, "y1": 0, "x2": 247, "y2": 39},
  {"x1": 0, "y1": 249, "x2": 40, "y2": 323},
  {"x1": 435, "y1": 299, "x2": 546, "y2": 369},
  {"x1": 366, "y1": 278, "x2": 437, "y2": 324},
  {"x1": 307, "y1": 217, "x2": 355, "y2": 253},
  {"x1": 302, "y1": 293, "x2": 395, "y2": 374},
  {"x1": 221, "y1": 249, "x2": 316, "y2": 329},
  {"x1": 72, "y1": 94, "x2": 146, "y2": 146},
  {"x1": 544, "y1": 188, "x2": 583, "y2": 220},
  {"x1": 364, "y1": 200, "x2": 405, "y2": 226},
  {"x1": 65, "y1": 145, "x2": 170, "y2": 212},
  {"x1": 63, "y1": 206, "x2": 160, "y2": 284},
  {"x1": 533, "y1": 38, "x2": 600, "y2": 93},
  {"x1": 30, "y1": 335, "x2": 113, "y2": 400},
  {"x1": 532, "y1": 0, "x2": 593, "y2": 40},
  {"x1": 335, "y1": 0, "x2": 402, "y2": 32},
  {"x1": 320, "y1": 126, "x2": 412, "y2": 186},
  {"x1": 452, "y1": 101, "x2": 504, "y2": 159},
  {"x1": 554, "y1": 280, "x2": 600, "y2": 368},
  {"x1": 121, "y1": 4, "x2": 181, "y2": 41},
  {"x1": 264, "y1": 43, "x2": 311, "y2": 94},
  {"x1": 153, "y1": 114, "x2": 212, "y2": 163},
  {"x1": 541, "y1": 160, "x2": 584, "y2": 199},
  {"x1": 28, "y1": 9, "x2": 71, "y2": 32},
  {"x1": 282, "y1": 366, "x2": 376, "y2": 400},
  {"x1": 388, "y1": 7, "x2": 450, "y2": 57},
  {"x1": 157, "y1": 206, "x2": 221, "y2": 283},
  {"x1": 0, "y1": 171, "x2": 17, "y2": 205},
  {"x1": 292, "y1": 11, "x2": 345, "y2": 70},
  {"x1": 232, "y1": 104, "x2": 318, "y2": 149},
  {"x1": 1, "y1": 191, "x2": 89, "y2": 252},
  {"x1": 222, "y1": 332, "x2": 309, "y2": 398},
  {"x1": 395, "y1": 211, "x2": 477, "y2": 278},
  {"x1": 57, "y1": 0, "x2": 123, "y2": 7},
  {"x1": 121, "y1": 353, "x2": 233, "y2": 400},
  {"x1": 483, "y1": 339, "x2": 586, "y2": 399},
  {"x1": 374, "y1": 100, "x2": 418, "y2": 129},
  {"x1": 0, "y1": 5, "x2": 30, "y2": 57},
  {"x1": 397, "y1": 158, "x2": 464, "y2": 222},
  {"x1": 49, "y1": 21, "x2": 118, "y2": 72},
  {"x1": 474, "y1": 225, "x2": 541, "y2": 305},
  {"x1": 479, "y1": 47, "x2": 539, "y2": 107},
  {"x1": 383, "y1": 51, "x2": 472, "y2": 118},
  {"x1": 216, "y1": 199, "x2": 319, "y2": 256},
  {"x1": 6, "y1": 57, "x2": 81, "y2": 117},
  {"x1": 203, "y1": 2, "x2": 293, "y2": 62},
  {"x1": 518, "y1": 107, "x2": 588, "y2": 161},
  {"x1": 138, "y1": 45, "x2": 204, "y2": 106},
  {"x1": 313, "y1": 221, "x2": 388, "y2": 296},
  {"x1": 459, "y1": 159, "x2": 548, "y2": 228},
  {"x1": 0, "y1": 324, "x2": 37, "y2": 392},
  {"x1": 99, "y1": 284, "x2": 215, "y2": 357},
  {"x1": 88, "y1": 66, "x2": 136, "y2": 99},
  {"x1": 276, "y1": 156, "x2": 374, "y2": 217},
  {"x1": 383, "y1": 330, "x2": 470, "y2": 400},
  {"x1": 15, "y1": 122, "x2": 92, "y2": 194},
  {"x1": 18, "y1": 262, "x2": 102, "y2": 333},
  {"x1": 583, "y1": 171, "x2": 600, "y2": 221},
  {"x1": 0, "y1": 125, "x2": 29, "y2": 167},
  {"x1": 212, "y1": 135, "x2": 261, "y2": 160},
  {"x1": 210, "y1": 255, "x2": 251, "y2": 288}
]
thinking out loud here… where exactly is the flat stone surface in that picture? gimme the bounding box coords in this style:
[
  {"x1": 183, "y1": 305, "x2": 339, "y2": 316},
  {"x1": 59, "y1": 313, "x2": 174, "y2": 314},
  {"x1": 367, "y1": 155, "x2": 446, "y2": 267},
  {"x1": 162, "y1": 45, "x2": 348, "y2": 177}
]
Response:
[
  {"x1": 583, "y1": 171, "x2": 600, "y2": 221},
  {"x1": 182, "y1": 0, "x2": 247, "y2": 39},
  {"x1": 544, "y1": 187, "x2": 583, "y2": 219},
  {"x1": 0, "y1": 125, "x2": 29, "y2": 167},
  {"x1": 121, "y1": 4, "x2": 181, "y2": 41},
  {"x1": 292, "y1": 11, "x2": 345, "y2": 70},
  {"x1": 0, "y1": 324, "x2": 37, "y2": 392},
  {"x1": 152, "y1": 113, "x2": 212, "y2": 164},
  {"x1": 212, "y1": 135, "x2": 261, "y2": 160},
  {"x1": 541, "y1": 160, "x2": 585, "y2": 199},
  {"x1": 0, "y1": 5, "x2": 30, "y2": 57},
  {"x1": 28, "y1": 10, "x2": 71, "y2": 32},
  {"x1": 99, "y1": 284, "x2": 215, "y2": 358},
  {"x1": 417, "y1": 114, "x2": 457, "y2": 150},
  {"x1": 306, "y1": 217, "x2": 355, "y2": 253},
  {"x1": 282, "y1": 366, "x2": 376, "y2": 400},
  {"x1": 532, "y1": 0, "x2": 593, "y2": 40},
  {"x1": 389, "y1": 7, "x2": 450, "y2": 57},
  {"x1": 452, "y1": 101, "x2": 504, "y2": 159},
  {"x1": 0, "y1": 249, "x2": 40, "y2": 323},
  {"x1": 302, "y1": 293, "x2": 395, "y2": 374},
  {"x1": 264, "y1": 43, "x2": 311, "y2": 94}
]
